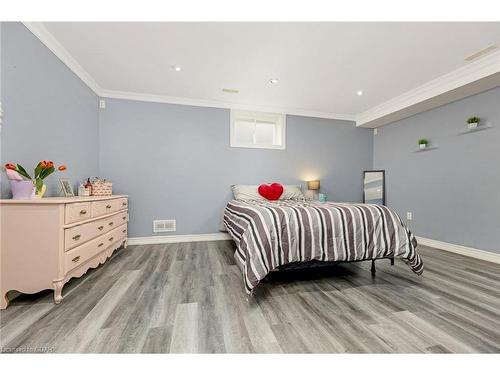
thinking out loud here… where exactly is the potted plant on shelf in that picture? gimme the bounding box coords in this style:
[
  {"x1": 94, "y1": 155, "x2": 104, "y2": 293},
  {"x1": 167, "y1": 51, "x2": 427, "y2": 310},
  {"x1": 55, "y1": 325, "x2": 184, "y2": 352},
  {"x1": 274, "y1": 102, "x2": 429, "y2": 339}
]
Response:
[
  {"x1": 418, "y1": 138, "x2": 429, "y2": 149},
  {"x1": 467, "y1": 116, "x2": 480, "y2": 130},
  {"x1": 3, "y1": 161, "x2": 67, "y2": 199}
]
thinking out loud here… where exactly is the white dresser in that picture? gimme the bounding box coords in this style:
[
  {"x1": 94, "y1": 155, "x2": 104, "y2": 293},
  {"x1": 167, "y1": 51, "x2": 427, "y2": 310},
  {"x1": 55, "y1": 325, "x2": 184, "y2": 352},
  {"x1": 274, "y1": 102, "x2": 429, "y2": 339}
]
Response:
[{"x1": 0, "y1": 195, "x2": 128, "y2": 309}]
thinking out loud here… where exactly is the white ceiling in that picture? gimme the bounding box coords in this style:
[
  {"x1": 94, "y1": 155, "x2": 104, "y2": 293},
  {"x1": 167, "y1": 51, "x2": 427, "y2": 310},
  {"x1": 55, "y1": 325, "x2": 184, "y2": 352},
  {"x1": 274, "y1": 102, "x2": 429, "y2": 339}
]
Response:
[{"x1": 41, "y1": 22, "x2": 500, "y2": 118}]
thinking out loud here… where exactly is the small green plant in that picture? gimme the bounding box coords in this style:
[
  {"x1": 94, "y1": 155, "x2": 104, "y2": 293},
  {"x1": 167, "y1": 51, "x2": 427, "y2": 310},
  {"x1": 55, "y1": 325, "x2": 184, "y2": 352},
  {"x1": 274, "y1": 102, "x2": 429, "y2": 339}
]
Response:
[
  {"x1": 418, "y1": 138, "x2": 429, "y2": 146},
  {"x1": 467, "y1": 116, "x2": 480, "y2": 124}
]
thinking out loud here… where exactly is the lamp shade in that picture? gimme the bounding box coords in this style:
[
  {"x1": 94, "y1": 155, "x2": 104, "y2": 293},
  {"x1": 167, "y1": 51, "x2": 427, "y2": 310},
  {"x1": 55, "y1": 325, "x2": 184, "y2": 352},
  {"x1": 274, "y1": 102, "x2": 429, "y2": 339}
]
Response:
[{"x1": 307, "y1": 180, "x2": 320, "y2": 190}]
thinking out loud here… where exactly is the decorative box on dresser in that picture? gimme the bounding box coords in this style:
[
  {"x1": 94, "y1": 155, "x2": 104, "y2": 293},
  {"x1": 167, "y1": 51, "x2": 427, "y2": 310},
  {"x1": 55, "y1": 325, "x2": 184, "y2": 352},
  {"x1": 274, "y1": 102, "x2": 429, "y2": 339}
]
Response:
[{"x1": 0, "y1": 195, "x2": 128, "y2": 309}]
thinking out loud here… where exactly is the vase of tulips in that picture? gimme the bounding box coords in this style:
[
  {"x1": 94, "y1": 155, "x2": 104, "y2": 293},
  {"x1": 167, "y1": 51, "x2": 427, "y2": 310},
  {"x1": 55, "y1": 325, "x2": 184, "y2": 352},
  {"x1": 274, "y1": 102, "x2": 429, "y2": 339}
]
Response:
[{"x1": 4, "y1": 161, "x2": 67, "y2": 199}]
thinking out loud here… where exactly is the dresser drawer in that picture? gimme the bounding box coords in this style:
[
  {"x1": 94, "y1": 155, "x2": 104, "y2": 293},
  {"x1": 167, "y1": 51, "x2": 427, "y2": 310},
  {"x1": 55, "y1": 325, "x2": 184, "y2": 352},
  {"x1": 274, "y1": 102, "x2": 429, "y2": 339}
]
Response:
[
  {"x1": 65, "y1": 224, "x2": 127, "y2": 273},
  {"x1": 65, "y1": 202, "x2": 91, "y2": 224},
  {"x1": 91, "y1": 198, "x2": 127, "y2": 218},
  {"x1": 107, "y1": 223, "x2": 128, "y2": 246},
  {"x1": 116, "y1": 198, "x2": 128, "y2": 210},
  {"x1": 64, "y1": 211, "x2": 128, "y2": 251}
]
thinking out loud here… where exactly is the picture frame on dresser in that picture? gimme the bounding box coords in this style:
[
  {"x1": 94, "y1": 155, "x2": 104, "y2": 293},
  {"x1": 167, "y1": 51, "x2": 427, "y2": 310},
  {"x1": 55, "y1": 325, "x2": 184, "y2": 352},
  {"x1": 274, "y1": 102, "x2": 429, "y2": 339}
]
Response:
[
  {"x1": 0, "y1": 195, "x2": 129, "y2": 309},
  {"x1": 59, "y1": 178, "x2": 74, "y2": 197}
]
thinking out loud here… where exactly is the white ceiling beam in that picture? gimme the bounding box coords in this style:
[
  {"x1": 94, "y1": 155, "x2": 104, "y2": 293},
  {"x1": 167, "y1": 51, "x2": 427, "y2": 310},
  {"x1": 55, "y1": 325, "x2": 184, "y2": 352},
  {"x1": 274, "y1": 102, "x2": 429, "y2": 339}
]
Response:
[{"x1": 356, "y1": 50, "x2": 500, "y2": 127}]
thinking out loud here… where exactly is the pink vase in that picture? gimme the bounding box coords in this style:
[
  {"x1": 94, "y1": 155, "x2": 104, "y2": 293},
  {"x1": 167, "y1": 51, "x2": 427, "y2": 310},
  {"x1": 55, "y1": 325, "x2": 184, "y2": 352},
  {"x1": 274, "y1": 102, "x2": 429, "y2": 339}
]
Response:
[{"x1": 10, "y1": 180, "x2": 35, "y2": 200}]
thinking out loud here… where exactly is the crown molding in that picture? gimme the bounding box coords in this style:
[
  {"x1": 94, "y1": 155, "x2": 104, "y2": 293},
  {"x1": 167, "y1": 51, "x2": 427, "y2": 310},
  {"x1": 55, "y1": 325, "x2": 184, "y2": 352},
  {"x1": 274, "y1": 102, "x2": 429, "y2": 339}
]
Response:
[
  {"x1": 100, "y1": 89, "x2": 356, "y2": 121},
  {"x1": 22, "y1": 22, "x2": 354, "y2": 121},
  {"x1": 22, "y1": 22, "x2": 102, "y2": 95},
  {"x1": 22, "y1": 22, "x2": 500, "y2": 126},
  {"x1": 356, "y1": 50, "x2": 500, "y2": 127}
]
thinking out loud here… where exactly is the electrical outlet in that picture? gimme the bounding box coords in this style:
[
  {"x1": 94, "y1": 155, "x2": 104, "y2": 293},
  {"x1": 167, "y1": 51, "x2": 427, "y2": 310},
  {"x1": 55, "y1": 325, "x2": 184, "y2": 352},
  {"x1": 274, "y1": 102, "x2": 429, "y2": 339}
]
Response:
[
  {"x1": 374, "y1": 128, "x2": 378, "y2": 135},
  {"x1": 406, "y1": 212, "x2": 412, "y2": 220},
  {"x1": 99, "y1": 99, "x2": 106, "y2": 109}
]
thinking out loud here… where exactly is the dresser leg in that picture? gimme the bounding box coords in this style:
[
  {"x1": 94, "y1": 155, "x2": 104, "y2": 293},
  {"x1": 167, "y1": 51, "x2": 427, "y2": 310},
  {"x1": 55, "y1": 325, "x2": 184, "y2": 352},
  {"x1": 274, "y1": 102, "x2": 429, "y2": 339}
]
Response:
[
  {"x1": 1, "y1": 292, "x2": 9, "y2": 310},
  {"x1": 123, "y1": 239, "x2": 128, "y2": 249},
  {"x1": 53, "y1": 280, "x2": 64, "y2": 304}
]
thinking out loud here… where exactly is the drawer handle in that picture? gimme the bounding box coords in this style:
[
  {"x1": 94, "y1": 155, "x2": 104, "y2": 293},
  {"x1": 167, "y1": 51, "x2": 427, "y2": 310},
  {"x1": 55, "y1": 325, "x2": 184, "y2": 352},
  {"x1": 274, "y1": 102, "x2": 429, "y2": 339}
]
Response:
[
  {"x1": 106, "y1": 204, "x2": 112, "y2": 209},
  {"x1": 122, "y1": 229, "x2": 126, "y2": 233},
  {"x1": 109, "y1": 221, "x2": 114, "y2": 226},
  {"x1": 98, "y1": 243, "x2": 104, "y2": 247},
  {"x1": 72, "y1": 256, "x2": 81, "y2": 263},
  {"x1": 72, "y1": 234, "x2": 81, "y2": 241},
  {"x1": 80, "y1": 209, "x2": 87, "y2": 215},
  {"x1": 122, "y1": 202, "x2": 127, "y2": 206},
  {"x1": 109, "y1": 237, "x2": 114, "y2": 242},
  {"x1": 122, "y1": 216, "x2": 126, "y2": 220},
  {"x1": 98, "y1": 226, "x2": 104, "y2": 230}
]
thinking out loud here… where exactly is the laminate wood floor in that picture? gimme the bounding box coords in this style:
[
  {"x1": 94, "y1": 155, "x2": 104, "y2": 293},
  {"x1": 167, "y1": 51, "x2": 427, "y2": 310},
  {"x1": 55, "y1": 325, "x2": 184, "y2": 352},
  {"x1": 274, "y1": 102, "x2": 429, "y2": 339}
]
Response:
[{"x1": 1, "y1": 241, "x2": 500, "y2": 353}]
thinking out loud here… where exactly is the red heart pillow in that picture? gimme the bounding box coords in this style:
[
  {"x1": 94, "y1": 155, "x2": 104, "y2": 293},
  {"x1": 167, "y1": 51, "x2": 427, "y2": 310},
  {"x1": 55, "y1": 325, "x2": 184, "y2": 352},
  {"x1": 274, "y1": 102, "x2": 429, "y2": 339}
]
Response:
[{"x1": 258, "y1": 183, "x2": 284, "y2": 201}]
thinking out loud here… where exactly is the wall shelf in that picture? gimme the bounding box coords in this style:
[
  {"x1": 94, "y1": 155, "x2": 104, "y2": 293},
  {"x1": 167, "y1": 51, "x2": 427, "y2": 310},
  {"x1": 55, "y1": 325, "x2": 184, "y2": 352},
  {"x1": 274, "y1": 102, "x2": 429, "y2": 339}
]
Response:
[
  {"x1": 414, "y1": 146, "x2": 438, "y2": 153},
  {"x1": 457, "y1": 124, "x2": 493, "y2": 136}
]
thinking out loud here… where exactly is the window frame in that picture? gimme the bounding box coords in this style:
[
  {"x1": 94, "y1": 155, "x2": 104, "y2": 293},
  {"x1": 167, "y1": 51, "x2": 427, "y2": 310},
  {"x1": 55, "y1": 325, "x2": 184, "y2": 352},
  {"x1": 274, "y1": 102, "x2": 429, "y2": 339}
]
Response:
[{"x1": 230, "y1": 110, "x2": 286, "y2": 150}]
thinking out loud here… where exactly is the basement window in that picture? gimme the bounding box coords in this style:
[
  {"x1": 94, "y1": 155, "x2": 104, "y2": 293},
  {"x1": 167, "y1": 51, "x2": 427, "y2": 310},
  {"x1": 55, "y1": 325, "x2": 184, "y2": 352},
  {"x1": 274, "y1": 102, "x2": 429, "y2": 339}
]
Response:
[{"x1": 230, "y1": 110, "x2": 286, "y2": 150}]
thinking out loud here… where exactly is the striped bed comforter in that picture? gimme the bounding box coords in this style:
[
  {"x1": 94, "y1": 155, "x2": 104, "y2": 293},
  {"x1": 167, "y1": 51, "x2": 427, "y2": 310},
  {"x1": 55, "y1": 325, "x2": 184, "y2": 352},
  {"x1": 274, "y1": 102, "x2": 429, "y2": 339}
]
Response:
[{"x1": 223, "y1": 199, "x2": 423, "y2": 294}]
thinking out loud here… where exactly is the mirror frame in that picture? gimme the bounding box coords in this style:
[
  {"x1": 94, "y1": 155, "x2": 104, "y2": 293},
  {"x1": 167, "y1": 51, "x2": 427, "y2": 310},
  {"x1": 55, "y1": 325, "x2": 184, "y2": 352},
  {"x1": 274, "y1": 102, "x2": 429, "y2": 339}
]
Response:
[{"x1": 363, "y1": 170, "x2": 386, "y2": 205}]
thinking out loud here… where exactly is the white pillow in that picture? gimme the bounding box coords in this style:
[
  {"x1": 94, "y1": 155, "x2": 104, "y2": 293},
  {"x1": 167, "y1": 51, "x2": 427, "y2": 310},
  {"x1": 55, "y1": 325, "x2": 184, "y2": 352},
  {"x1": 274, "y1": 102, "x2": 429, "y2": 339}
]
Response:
[
  {"x1": 231, "y1": 185, "x2": 262, "y2": 200},
  {"x1": 231, "y1": 184, "x2": 305, "y2": 201},
  {"x1": 281, "y1": 185, "x2": 306, "y2": 200}
]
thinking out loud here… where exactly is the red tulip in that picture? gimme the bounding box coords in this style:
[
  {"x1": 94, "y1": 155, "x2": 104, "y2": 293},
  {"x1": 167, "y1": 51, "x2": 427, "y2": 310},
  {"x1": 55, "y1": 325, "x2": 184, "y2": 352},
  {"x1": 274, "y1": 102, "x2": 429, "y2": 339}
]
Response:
[
  {"x1": 58, "y1": 165, "x2": 67, "y2": 171},
  {"x1": 46, "y1": 161, "x2": 54, "y2": 168},
  {"x1": 5, "y1": 163, "x2": 16, "y2": 170},
  {"x1": 39, "y1": 161, "x2": 47, "y2": 169}
]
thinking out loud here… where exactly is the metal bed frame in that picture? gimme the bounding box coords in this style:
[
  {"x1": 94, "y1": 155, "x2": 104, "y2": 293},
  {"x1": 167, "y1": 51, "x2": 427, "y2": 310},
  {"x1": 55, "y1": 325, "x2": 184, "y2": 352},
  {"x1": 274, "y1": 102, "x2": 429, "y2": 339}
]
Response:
[
  {"x1": 248, "y1": 257, "x2": 396, "y2": 299},
  {"x1": 275, "y1": 256, "x2": 395, "y2": 275}
]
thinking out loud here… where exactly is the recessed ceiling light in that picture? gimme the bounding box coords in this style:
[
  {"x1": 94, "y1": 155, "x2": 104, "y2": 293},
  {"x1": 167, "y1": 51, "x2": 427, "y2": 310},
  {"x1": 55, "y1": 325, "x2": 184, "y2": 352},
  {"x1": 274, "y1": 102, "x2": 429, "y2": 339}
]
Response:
[
  {"x1": 172, "y1": 65, "x2": 182, "y2": 72},
  {"x1": 269, "y1": 78, "x2": 279, "y2": 84},
  {"x1": 357, "y1": 90, "x2": 364, "y2": 96}
]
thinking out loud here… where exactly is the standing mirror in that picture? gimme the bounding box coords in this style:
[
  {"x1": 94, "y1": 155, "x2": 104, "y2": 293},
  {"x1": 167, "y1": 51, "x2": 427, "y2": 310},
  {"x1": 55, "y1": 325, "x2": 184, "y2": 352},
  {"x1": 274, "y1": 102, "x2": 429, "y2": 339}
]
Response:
[{"x1": 363, "y1": 170, "x2": 385, "y2": 205}]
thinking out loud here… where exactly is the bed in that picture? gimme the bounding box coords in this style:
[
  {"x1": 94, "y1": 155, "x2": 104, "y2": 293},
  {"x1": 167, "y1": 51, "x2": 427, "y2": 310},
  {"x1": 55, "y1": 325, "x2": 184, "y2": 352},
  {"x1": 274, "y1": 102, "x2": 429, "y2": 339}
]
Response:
[{"x1": 223, "y1": 199, "x2": 423, "y2": 295}]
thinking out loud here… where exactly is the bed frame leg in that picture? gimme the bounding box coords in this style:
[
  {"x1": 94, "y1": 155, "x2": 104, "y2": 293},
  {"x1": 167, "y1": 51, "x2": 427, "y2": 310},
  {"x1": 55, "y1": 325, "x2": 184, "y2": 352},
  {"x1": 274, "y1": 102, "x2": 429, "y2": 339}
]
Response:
[
  {"x1": 246, "y1": 290, "x2": 254, "y2": 303},
  {"x1": 390, "y1": 257, "x2": 395, "y2": 266},
  {"x1": 371, "y1": 260, "x2": 376, "y2": 275}
]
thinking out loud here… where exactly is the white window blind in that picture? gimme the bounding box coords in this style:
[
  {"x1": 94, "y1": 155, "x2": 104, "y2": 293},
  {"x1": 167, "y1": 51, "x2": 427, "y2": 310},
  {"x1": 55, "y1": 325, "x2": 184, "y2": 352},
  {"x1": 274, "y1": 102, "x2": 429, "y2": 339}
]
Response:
[{"x1": 230, "y1": 110, "x2": 286, "y2": 150}]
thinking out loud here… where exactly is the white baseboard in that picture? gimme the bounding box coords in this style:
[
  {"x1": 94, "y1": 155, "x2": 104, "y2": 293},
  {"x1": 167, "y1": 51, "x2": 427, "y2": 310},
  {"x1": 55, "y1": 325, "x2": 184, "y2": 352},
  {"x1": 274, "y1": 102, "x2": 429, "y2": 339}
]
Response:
[
  {"x1": 127, "y1": 233, "x2": 500, "y2": 265},
  {"x1": 416, "y1": 236, "x2": 500, "y2": 264},
  {"x1": 127, "y1": 232, "x2": 231, "y2": 245}
]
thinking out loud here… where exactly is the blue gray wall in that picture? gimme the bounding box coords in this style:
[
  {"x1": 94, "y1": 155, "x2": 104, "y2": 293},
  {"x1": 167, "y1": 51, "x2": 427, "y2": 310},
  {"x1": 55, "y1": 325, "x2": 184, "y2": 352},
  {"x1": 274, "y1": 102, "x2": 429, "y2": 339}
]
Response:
[
  {"x1": 374, "y1": 87, "x2": 500, "y2": 253},
  {"x1": 5, "y1": 22, "x2": 498, "y2": 255},
  {"x1": 1, "y1": 22, "x2": 373, "y2": 238},
  {"x1": 99, "y1": 99, "x2": 373, "y2": 236},
  {"x1": 0, "y1": 22, "x2": 99, "y2": 197}
]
